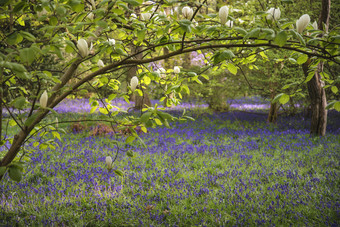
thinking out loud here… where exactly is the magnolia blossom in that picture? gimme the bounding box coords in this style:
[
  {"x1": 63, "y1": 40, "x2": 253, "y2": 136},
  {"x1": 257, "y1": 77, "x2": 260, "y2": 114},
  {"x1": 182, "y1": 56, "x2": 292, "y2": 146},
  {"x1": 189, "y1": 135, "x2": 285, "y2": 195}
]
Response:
[
  {"x1": 312, "y1": 21, "x2": 318, "y2": 30},
  {"x1": 226, "y1": 20, "x2": 233, "y2": 28},
  {"x1": 219, "y1": 6, "x2": 229, "y2": 25},
  {"x1": 157, "y1": 68, "x2": 166, "y2": 78},
  {"x1": 105, "y1": 156, "x2": 113, "y2": 169},
  {"x1": 130, "y1": 76, "x2": 139, "y2": 92},
  {"x1": 266, "y1": 8, "x2": 280, "y2": 21},
  {"x1": 143, "y1": 1, "x2": 155, "y2": 5},
  {"x1": 40, "y1": 90, "x2": 48, "y2": 108},
  {"x1": 97, "y1": 59, "x2": 104, "y2": 67},
  {"x1": 159, "y1": 11, "x2": 167, "y2": 17},
  {"x1": 87, "y1": 12, "x2": 94, "y2": 20},
  {"x1": 182, "y1": 6, "x2": 193, "y2": 19},
  {"x1": 77, "y1": 39, "x2": 91, "y2": 58},
  {"x1": 296, "y1": 14, "x2": 310, "y2": 33},
  {"x1": 174, "y1": 66, "x2": 180, "y2": 74},
  {"x1": 108, "y1": 38, "x2": 115, "y2": 46},
  {"x1": 141, "y1": 13, "x2": 151, "y2": 20}
]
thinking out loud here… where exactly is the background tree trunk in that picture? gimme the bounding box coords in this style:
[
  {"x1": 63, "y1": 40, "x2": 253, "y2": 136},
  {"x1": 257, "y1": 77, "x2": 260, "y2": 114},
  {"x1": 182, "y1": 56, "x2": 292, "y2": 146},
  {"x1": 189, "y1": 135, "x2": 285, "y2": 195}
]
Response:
[
  {"x1": 126, "y1": 45, "x2": 152, "y2": 109},
  {"x1": 304, "y1": 0, "x2": 330, "y2": 136}
]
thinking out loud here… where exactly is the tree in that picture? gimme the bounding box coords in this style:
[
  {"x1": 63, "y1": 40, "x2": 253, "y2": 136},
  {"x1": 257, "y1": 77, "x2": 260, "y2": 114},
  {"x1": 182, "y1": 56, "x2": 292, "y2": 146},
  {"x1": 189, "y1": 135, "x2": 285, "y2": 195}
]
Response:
[{"x1": 0, "y1": 0, "x2": 339, "y2": 182}]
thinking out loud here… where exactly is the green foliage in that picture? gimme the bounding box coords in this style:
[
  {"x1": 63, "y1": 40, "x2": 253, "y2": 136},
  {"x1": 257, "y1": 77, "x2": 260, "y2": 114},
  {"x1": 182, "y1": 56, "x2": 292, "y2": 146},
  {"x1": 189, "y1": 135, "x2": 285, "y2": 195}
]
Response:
[{"x1": 0, "y1": 0, "x2": 339, "y2": 183}]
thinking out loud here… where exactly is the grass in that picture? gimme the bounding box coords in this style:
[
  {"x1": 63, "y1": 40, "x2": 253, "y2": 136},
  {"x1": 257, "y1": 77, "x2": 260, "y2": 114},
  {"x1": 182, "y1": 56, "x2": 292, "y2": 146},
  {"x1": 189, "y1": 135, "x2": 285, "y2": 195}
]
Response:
[{"x1": 0, "y1": 105, "x2": 339, "y2": 226}]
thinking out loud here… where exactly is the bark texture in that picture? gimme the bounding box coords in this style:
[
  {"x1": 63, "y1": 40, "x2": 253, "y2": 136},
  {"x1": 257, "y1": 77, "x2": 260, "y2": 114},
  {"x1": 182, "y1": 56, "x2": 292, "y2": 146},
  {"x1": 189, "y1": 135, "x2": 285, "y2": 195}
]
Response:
[{"x1": 304, "y1": 0, "x2": 330, "y2": 136}]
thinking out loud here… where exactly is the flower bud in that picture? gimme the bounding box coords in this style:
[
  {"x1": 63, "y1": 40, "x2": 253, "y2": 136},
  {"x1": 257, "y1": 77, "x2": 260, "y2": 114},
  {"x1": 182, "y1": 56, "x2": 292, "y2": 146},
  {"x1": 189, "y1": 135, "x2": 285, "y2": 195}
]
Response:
[
  {"x1": 174, "y1": 66, "x2": 180, "y2": 74},
  {"x1": 296, "y1": 14, "x2": 310, "y2": 34},
  {"x1": 182, "y1": 6, "x2": 193, "y2": 19},
  {"x1": 219, "y1": 6, "x2": 229, "y2": 25},
  {"x1": 97, "y1": 59, "x2": 104, "y2": 67},
  {"x1": 87, "y1": 12, "x2": 94, "y2": 20},
  {"x1": 157, "y1": 68, "x2": 166, "y2": 78},
  {"x1": 266, "y1": 8, "x2": 280, "y2": 21},
  {"x1": 77, "y1": 39, "x2": 89, "y2": 58},
  {"x1": 105, "y1": 156, "x2": 113, "y2": 169},
  {"x1": 226, "y1": 20, "x2": 233, "y2": 28},
  {"x1": 130, "y1": 13, "x2": 137, "y2": 19},
  {"x1": 130, "y1": 76, "x2": 139, "y2": 92},
  {"x1": 141, "y1": 13, "x2": 151, "y2": 21},
  {"x1": 108, "y1": 38, "x2": 115, "y2": 46},
  {"x1": 312, "y1": 21, "x2": 318, "y2": 30},
  {"x1": 40, "y1": 90, "x2": 48, "y2": 108}
]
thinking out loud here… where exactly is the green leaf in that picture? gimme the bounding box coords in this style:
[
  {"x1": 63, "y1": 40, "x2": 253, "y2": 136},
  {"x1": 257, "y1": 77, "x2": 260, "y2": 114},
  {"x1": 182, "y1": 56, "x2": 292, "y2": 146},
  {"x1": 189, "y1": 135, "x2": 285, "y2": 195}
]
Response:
[
  {"x1": 126, "y1": 135, "x2": 135, "y2": 143},
  {"x1": 113, "y1": 169, "x2": 124, "y2": 177},
  {"x1": 8, "y1": 166, "x2": 22, "y2": 182},
  {"x1": 272, "y1": 93, "x2": 283, "y2": 103},
  {"x1": 179, "y1": 19, "x2": 192, "y2": 33},
  {"x1": 292, "y1": 30, "x2": 306, "y2": 46},
  {"x1": 0, "y1": 167, "x2": 6, "y2": 176},
  {"x1": 213, "y1": 50, "x2": 235, "y2": 64},
  {"x1": 12, "y1": 96, "x2": 27, "y2": 109},
  {"x1": 50, "y1": 16, "x2": 58, "y2": 26},
  {"x1": 137, "y1": 29, "x2": 146, "y2": 42},
  {"x1": 25, "y1": 113, "x2": 38, "y2": 126},
  {"x1": 297, "y1": 54, "x2": 308, "y2": 65},
  {"x1": 20, "y1": 47, "x2": 40, "y2": 65},
  {"x1": 122, "y1": 0, "x2": 142, "y2": 6},
  {"x1": 126, "y1": 150, "x2": 134, "y2": 157},
  {"x1": 279, "y1": 94, "x2": 290, "y2": 105},
  {"x1": 274, "y1": 31, "x2": 288, "y2": 47},
  {"x1": 99, "y1": 107, "x2": 108, "y2": 115},
  {"x1": 19, "y1": 31, "x2": 36, "y2": 41},
  {"x1": 140, "y1": 112, "x2": 152, "y2": 123},
  {"x1": 331, "y1": 86, "x2": 338, "y2": 94},
  {"x1": 235, "y1": 27, "x2": 247, "y2": 36},
  {"x1": 244, "y1": 28, "x2": 261, "y2": 40},
  {"x1": 157, "y1": 111, "x2": 173, "y2": 121},
  {"x1": 115, "y1": 48, "x2": 128, "y2": 56},
  {"x1": 227, "y1": 63, "x2": 237, "y2": 75},
  {"x1": 335, "y1": 102, "x2": 340, "y2": 111}
]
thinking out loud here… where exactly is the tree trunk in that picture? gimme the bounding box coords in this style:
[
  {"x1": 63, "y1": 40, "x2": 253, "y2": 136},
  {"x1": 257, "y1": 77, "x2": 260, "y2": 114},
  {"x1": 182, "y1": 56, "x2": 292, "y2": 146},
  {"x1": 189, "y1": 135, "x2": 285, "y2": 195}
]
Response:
[
  {"x1": 304, "y1": 0, "x2": 330, "y2": 136},
  {"x1": 304, "y1": 62, "x2": 327, "y2": 136},
  {"x1": 267, "y1": 101, "x2": 278, "y2": 123},
  {"x1": 126, "y1": 45, "x2": 151, "y2": 109}
]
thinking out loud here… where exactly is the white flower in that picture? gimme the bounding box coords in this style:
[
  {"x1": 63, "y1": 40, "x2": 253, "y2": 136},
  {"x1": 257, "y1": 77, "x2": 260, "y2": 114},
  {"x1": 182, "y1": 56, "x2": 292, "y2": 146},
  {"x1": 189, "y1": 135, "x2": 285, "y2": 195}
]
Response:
[
  {"x1": 97, "y1": 59, "x2": 104, "y2": 67},
  {"x1": 77, "y1": 39, "x2": 90, "y2": 58},
  {"x1": 266, "y1": 8, "x2": 280, "y2": 21},
  {"x1": 141, "y1": 13, "x2": 151, "y2": 21},
  {"x1": 130, "y1": 76, "x2": 139, "y2": 92},
  {"x1": 40, "y1": 90, "x2": 48, "y2": 108},
  {"x1": 105, "y1": 156, "x2": 113, "y2": 169},
  {"x1": 182, "y1": 6, "x2": 193, "y2": 19},
  {"x1": 174, "y1": 66, "x2": 180, "y2": 74},
  {"x1": 108, "y1": 38, "x2": 115, "y2": 46},
  {"x1": 159, "y1": 11, "x2": 167, "y2": 17},
  {"x1": 130, "y1": 13, "x2": 137, "y2": 19},
  {"x1": 296, "y1": 14, "x2": 310, "y2": 33},
  {"x1": 226, "y1": 20, "x2": 233, "y2": 28},
  {"x1": 143, "y1": 1, "x2": 155, "y2": 5},
  {"x1": 312, "y1": 21, "x2": 318, "y2": 30},
  {"x1": 219, "y1": 6, "x2": 229, "y2": 25},
  {"x1": 87, "y1": 12, "x2": 94, "y2": 20},
  {"x1": 237, "y1": 18, "x2": 244, "y2": 24}
]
